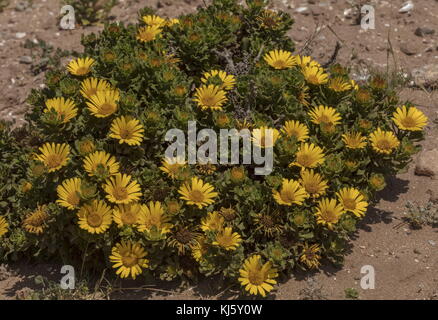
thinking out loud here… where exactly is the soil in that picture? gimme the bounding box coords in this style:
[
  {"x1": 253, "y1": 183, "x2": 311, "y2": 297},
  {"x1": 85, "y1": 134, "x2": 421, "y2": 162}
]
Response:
[{"x1": 0, "y1": 0, "x2": 437, "y2": 300}]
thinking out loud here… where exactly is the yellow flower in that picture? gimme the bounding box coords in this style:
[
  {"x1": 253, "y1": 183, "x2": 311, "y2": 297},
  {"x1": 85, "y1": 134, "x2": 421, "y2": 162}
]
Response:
[
  {"x1": 302, "y1": 65, "x2": 328, "y2": 85},
  {"x1": 336, "y1": 187, "x2": 368, "y2": 218},
  {"x1": 369, "y1": 173, "x2": 386, "y2": 191},
  {"x1": 193, "y1": 85, "x2": 228, "y2": 111},
  {"x1": 21, "y1": 181, "x2": 33, "y2": 193},
  {"x1": 299, "y1": 243, "x2": 321, "y2": 269},
  {"x1": 201, "y1": 211, "x2": 224, "y2": 232},
  {"x1": 281, "y1": 120, "x2": 309, "y2": 141},
  {"x1": 113, "y1": 203, "x2": 143, "y2": 228},
  {"x1": 299, "y1": 169, "x2": 328, "y2": 198},
  {"x1": 83, "y1": 151, "x2": 120, "y2": 178},
  {"x1": 166, "y1": 18, "x2": 180, "y2": 27},
  {"x1": 142, "y1": 15, "x2": 167, "y2": 27},
  {"x1": 178, "y1": 177, "x2": 218, "y2": 209},
  {"x1": 263, "y1": 49, "x2": 297, "y2": 70},
  {"x1": 44, "y1": 97, "x2": 78, "y2": 123},
  {"x1": 86, "y1": 90, "x2": 119, "y2": 118},
  {"x1": 137, "y1": 201, "x2": 173, "y2": 235},
  {"x1": 296, "y1": 55, "x2": 321, "y2": 69},
  {"x1": 77, "y1": 200, "x2": 112, "y2": 234},
  {"x1": 136, "y1": 25, "x2": 162, "y2": 42},
  {"x1": 252, "y1": 126, "x2": 280, "y2": 148},
  {"x1": 0, "y1": 216, "x2": 9, "y2": 237},
  {"x1": 328, "y1": 77, "x2": 352, "y2": 92},
  {"x1": 67, "y1": 57, "x2": 95, "y2": 76},
  {"x1": 109, "y1": 240, "x2": 149, "y2": 279},
  {"x1": 35, "y1": 142, "x2": 70, "y2": 172},
  {"x1": 23, "y1": 205, "x2": 49, "y2": 234},
  {"x1": 314, "y1": 198, "x2": 345, "y2": 230},
  {"x1": 109, "y1": 116, "x2": 144, "y2": 146},
  {"x1": 159, "y1": 157, "x2": 187, "y2": 179},
  {"x1": 103, "y1": 174, "x2": 142, "y2": 204},
  {"x1": 192, "y1": 236, "x2": 209, "y2": 262},
  {"x1": 56, "y1": 178, "x2": 82, "y2": 210},
  {"x1": 342, "y1": 132, "x2": 367, "y2": 149},
  {"x1": 369, "y1": 128, "x2": 400, "y2": 154},
  {"x1": 238, "y1": 255, "x2": 278, "y2": 297},
  {"x1": 272, "y1": 179, "x2": 308, "y2": 206},
  {"x1": 212, "y1": 227, "x2": 242, "y2": 251},
  {"x1": 392, "y1": 105, "x2": 428, "y2": 131},
  {"x1": 256, "y1": 10, "x2": 281, "y2": 29},
  {"x1": 308, "y1": 105, "x2": 341, "y2": 126},
  {"x1": 290, "y1": 143, "x2": 325, "y2": 168},
  {"x1": 77, "y1": 139, "x2": 95, "y2": 155},
  {"x1": 80, "y1": 77, "x2": 111, "y2": 100},
  {"x1": 201, "y1": 70, "x2": 236, "y2": 91}
]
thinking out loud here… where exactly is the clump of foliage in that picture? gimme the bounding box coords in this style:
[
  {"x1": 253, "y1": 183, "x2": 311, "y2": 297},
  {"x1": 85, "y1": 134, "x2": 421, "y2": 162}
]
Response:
[
  {"x1": 404, "y1": 201, "x2": 438, "y2": 228},
  {"x1": 63, "y1": 0, "x2": 118, "y2": 26},
  {"x1": 0, "y1": 0, "x2": 428, "y2": 298}
]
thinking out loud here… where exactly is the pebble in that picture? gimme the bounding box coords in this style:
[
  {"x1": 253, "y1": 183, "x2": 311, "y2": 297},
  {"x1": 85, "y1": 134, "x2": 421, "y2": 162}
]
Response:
[
  {"x1": 19, "y1": 56, "x2": 32, "y2": 64},
  {"x1": 415, "y1": 27, "x2": 435, "y2": 37},
  {"x1": 15, "y1": 32, "x2": 26, "y2": 39},
  {"x1": 415, "y1": 149, "x2": 438, "y2": 179},
  {"x1": 428, "y1": 240, "x2": 436, "y2": 246},
  {"x1": 399, "y1": 1, "x2": 414, "y2": 13},
  {"x1": 15, "y1": 1, "x2": 29, "y2": 12}
]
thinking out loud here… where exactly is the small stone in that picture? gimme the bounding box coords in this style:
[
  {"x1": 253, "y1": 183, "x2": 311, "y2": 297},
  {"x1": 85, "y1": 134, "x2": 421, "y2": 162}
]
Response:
[
  {"x1": 429, "y1": 240, "x2": 436, "y2": 246},
  {"x1": 400, "y1": 41, "x2": 419, "y2": 55},
  {"x1": 311, "y1": 6, "x2": 323, "y2": 16},
  {"x1": 295, "y1": 7, "x2": 310, "y2": 15},
  {"x1": 413, "y1": 248, "x2": 421, "y2": 254},
  {"x1": 399, "y1": 1, "x2": 414, "y2": 13},
  {"x1": 15, "y1": 32, "x2": 26, "y2": 39},
  {"x1": 19, "y1": 56, "x2": 32, "y2": 64},
  {"x1": 415, "y1": 149, "x2": 438, "y2": 179},
  {"x1": 415, "y1": 27, "x2": 435, "y2": 37},
  {"x1": 412, "y1": 64, "x2": 438, "y2": 87},
  {"x1": 15, "y1": 1, "x2": 29, "y2": 11}
]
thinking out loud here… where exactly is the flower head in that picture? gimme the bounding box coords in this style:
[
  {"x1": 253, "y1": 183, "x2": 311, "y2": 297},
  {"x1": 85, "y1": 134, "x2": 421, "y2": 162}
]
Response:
[
  {"x1": 308, "y1": 105, "x2": 341, "y2": 126},
  {"x1": 369, "y1": 128, "x2": 400, "y2": 154},
  {"x1": 67, "y1": 57, "x2": 95, "y2": 76},
  {"x1": 44, "y1": 97, "x2": 78, "y2": 123},
  {"x1": 159, "y1": 157, "x2": 187, "y2": 179},
  {"x1": 23, "y1": 205, "x2": 49, "y2": 234},
  {"x1": 193, "y1": 85, "x2": 228, "y2": 111},
  {"x1": 109, "y1": 116, "x2": 144, "y2": 146},
  {"x1": 302, "y1": 65, "x2": 328, "y2": 85},
  {"x1": 77, "y1": 200, "x2": 112, "y2": 234},
  {"x1": 336, "y1": 187, "x2": 368, "y2": 218},
  {"x1": 178, "y1": 177, "x2": 218, "y2": 209},
  {"x1": 201, "y1": 211, "x2": 224, "y2": 232},
  {"x1": 264, "y1": 50, "x2": 297, "y2": 70},
  {"x1": 328, "y1": 77, "x2": 352, "y2": 92},
  {"x1": 103, "y1": 174, "x2": 142, "y2": 204},
  {"x1": 142, "y1": 15, "x2": 166, "y2": 27},
  {"x1": 57, "y1": 178, "x2": 82, "y2": 210},
  {"x1": 392, "y1": 105, "x2": 428, "y2": 131},
  {"x1": 0, "y1": 216, "x2": 9, "y2": 237},
  {"x1": 299, "y1": 169, "x2": 328, "y2": 198},
  {"x1": 212, "y1": 227, "x2": 242, "y2": 251},
  {"x1": 299, "y1": 243, "x2": 321, "y2": 269},
  {"x1": 136, "y1": 25, "x2": 162, "y2": 42},
  {"x1": 113, "y1": 203, "x2": 143, "y2": 228},
  {"x1": 109, "y1": 240, "x2": 149, "y2": 279},
  {"x1": 252, "y1": 126, "x2": 280, "y2": 148},
  {"x1": 238, "y1": 255, "x2": 278, "y2": 297},
  {"x1": 342, "y1": 132, "x2": 367, "y2": 149},
  {"x1": 35, "y1": 142, "x2": 70, "y2": 172},
  {"x1": 86, "y1": 90, "x2": 120, "y2": 118},
  {"x1": 80, "y1": 77, "x2": 111, "y2": 100},
  {"x1": 290, "y1": 143, "x2": 325, "y2": 168},
  {"x1": 137, "y1": 201, "x2": 173, "y2": 235},
  {"x1": 83, "y1": 151, "x2": 120, "y2": 178},
  {"x1": 272, "y1": 179, "x2": 308, "y2": 206},
  {"x1": 281, "y1": 120, "x2": 309, "y2": 141},
  {"x1": 314, "y1": 198, "x2": 345, "y2": 229},
  {"x1": 201, "y1": 70, "x2": 236, "y2": 91}
]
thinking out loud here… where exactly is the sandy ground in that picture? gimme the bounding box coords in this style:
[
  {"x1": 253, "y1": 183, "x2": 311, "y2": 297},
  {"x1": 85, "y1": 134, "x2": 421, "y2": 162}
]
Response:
[{"x1": 0, "y1": 0, "x2": 437, "y2": 300}]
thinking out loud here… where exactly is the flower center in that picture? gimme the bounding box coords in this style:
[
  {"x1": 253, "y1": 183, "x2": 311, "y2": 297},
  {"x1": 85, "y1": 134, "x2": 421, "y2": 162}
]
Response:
[
  {"x1": 248, "y1": 270, "x2": 265, "y2": 286},
  {"x1": 297, "y1": 154, "x2": 313, "y2": 167},
  {"x1": 121, "y1": 210, "x2": 138, "y2": 225},
  {"x1": 67, "y1": 192, "x2": 80, "y2": 206},
  {"x1": 76, "y1": 67, "x2": 88, "y2": 75},
  {"x1": 322, "y1": 209, "x2": 337, "y2": 223},
  {"x1": 119, "y1": 128, "x2": 133, "y2": 140},
  {"x1": 401, "y1": 117, "x2": 416, "y2": 128},
  {"x1": 305, "y1": 182, "x2": 320, "y2": 194},
  {"x1": 113, "y1": 186, "x2": 128, "y2": 200},
  {"x1": 46, "y1": 154, "x2": 63, "y2": 168},
  {"x1": 202, "y1": 95, "x2": 217, "y2": 107},
  {"x1": 190, "y1": 190, "x2": 205, "y2": 202},
  {"x1": 273, "y1": 60, "x2": 286, "y2": 69},
  {"x1": 122, "y1": 253, "x2": 138, "y2": 267},
  {"x1": 343, "y1": 198, "x2": 357, "y2": 210},
  {"x1": 280, "y1": 190, "x2": 296, "y2": 203},
  {"x1": 100, "y1": 103, "x2": 115, "y2": 115},
  {"x1": 377, "y1": 139, "x2": 392, "y2": 151},
  {"x1": 87, "y1": 213, "x2": 103, "y2": 227}
]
